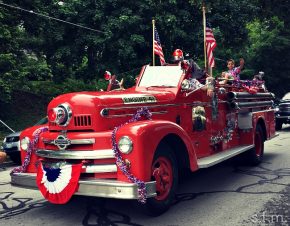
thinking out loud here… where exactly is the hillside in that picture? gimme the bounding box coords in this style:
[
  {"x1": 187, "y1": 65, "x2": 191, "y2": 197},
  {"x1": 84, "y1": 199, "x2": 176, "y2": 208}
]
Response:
[{"x1": 0, "y1": 90, "x2": 49, "y2": 139}]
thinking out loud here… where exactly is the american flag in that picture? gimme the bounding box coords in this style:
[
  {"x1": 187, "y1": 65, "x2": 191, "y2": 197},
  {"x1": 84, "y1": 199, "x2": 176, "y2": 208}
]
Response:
[
  {"x1": 154, "y1": 27, "x2": 166, "y2": 65},
  {"x1": 205, "y1": 24, "x2": 217, "y2": 68}
]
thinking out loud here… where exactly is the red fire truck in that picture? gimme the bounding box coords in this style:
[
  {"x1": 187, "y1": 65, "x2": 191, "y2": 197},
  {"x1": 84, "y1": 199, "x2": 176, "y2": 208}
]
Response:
[{"x1": 11, "y1": 64, "x2": 276, "y2": 216}]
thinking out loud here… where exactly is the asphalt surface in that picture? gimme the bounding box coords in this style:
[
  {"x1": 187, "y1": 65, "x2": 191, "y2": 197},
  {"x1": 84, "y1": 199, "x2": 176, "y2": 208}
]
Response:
[{"x1": 0, "y1": 126, "x2": 290, "y2": 226}]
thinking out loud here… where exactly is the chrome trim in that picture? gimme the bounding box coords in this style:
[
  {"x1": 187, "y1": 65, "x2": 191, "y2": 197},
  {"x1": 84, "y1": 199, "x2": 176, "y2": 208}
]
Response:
[
  {"x1": 43, "y1": 138, "x2": 95, "y2": 145},
  {"x1": 227, "y1": 92, "x2": 275, "y2": 101},
  {"x1": 197, "y1": 145, "x2": 254, "y2": 168},
  {"x1": 102, "y1": 111, "x2": 167, "y2": 118},
  {"x1": 11, "y1": 173, "x2": 157, "y2": 199},
  {"x1": 217, "y1": 100, "x2": 229, "y2": 104},
  {"x1": 71, "y1": 139, "x2": 95, "y2": 144},
  {"x1": 276, "y1": 116, "x2": 290, "y2": 119},
  {"x1": 230, "y1": 101, "x2": 273, "y2": 110},
  {"x1": 252, "y1": 109, "x2": 275, "y2": 113},
  {"x1": 101, "y1": 103, "x2": 180, "y2": 111},
  {"x1": 54, "y1": 134, "x2": 70, "y2": 150},
  {"x1": 100, "y1": 102, "x2": 214, "y2": 118},
  {"x1": 82, "y1": 164, "x2": 117, "y2": 173},
  {"x1": 36, "y1": 149, "x2": 115, "y2": 159},
  {"x1": 59, "y1": 103, "x2": 73, "y2": 127},
  {"x1": 238, "y1": 112, "x2": 253, "y2": 129},
  {"x1": 122, "y1": 95, "x2": 157, "y2": 104}
]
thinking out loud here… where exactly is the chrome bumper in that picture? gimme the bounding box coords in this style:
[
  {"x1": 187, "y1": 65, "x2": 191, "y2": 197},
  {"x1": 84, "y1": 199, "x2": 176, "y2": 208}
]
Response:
[
  {"x1": 276, "y1": 116, "x2": 290, "y2": 119},
  {"x1": 11, "y1": 173, "x2": 156, "y2": 199}
]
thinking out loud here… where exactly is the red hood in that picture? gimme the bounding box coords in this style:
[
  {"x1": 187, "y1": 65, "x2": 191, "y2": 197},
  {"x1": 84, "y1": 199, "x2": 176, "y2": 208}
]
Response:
[
  {"x1": 48, "y1": 88, "x2": 176, "y2": 109},
  {"x1": 47, "y1": 88, "x2": 176, "y2": 131}
]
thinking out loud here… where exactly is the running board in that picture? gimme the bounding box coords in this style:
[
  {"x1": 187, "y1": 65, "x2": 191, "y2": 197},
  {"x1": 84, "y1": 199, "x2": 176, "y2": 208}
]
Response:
[{"x1": 197, "y1": 145, "x2": 254, "y2": 168}]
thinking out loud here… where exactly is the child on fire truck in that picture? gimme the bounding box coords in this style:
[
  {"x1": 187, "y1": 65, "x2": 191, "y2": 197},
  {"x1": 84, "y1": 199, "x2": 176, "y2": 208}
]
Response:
[{"x1": 220, "y1": 58, "x2": 245, "y2": 84}]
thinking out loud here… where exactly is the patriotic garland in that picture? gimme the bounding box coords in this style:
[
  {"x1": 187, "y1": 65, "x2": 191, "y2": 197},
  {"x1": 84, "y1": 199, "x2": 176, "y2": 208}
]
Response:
[
  {"x1": 232, "y1": 80, "x2": 264, "y2": 88},
  {"x1": 210, "y1": 115, "x2": 237, "y2": 145},
  {"x1": 11, "y1": 126, "x2": 48, "y2": 174},
  {"x1": 219, "y1": 79, "x2": 265, "y2": 93},
  {"x1": 232, "y1": 80, "x2": 264, "y2": 94},
  {"x1": 111, "y1": 107, "x2": 152, "y2": 204}
]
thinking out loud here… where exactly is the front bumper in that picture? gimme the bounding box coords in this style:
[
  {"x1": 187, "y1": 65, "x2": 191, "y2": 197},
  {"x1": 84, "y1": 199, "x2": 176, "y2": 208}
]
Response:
[
  {"x1": 3, "y1": 146, "x2": 19, "y2": 154},
  {"x1": 276, "y1": 115, "x2": 290, "y2": 123},
  {"x1": 11, "y1": 173, "x2": 156, "y2": 199},
  {"x1": 3, "y1": 148, "x2": 19, "y2": 155},
  {"x1": 276, "y1": 115, "x2": 290, "y2": 119}
]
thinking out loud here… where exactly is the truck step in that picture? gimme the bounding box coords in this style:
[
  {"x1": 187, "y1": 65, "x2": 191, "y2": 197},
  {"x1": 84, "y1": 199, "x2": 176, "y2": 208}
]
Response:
[{"x1": 197, "y1": 145, "x2": 254, "y2": 168}]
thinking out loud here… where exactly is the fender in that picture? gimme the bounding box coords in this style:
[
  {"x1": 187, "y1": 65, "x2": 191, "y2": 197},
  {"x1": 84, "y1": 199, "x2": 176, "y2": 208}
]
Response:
[
  {"x1": 115, "y1": 120, "x2": 198, "y2": 182},
  {"x1": 19, "y1": 124, "x2": 48, "y2": 173},
  {"x1": 253, "y1": 112, "x2": 268, "y2": 140}
]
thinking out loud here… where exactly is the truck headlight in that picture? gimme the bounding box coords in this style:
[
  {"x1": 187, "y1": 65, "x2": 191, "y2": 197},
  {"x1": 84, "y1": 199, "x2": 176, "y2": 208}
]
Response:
[
  {"x1": 118, "y1": 136, "x2": 133, "y2": 154},
  {"x1": 21, "y1": 137, "x2": 30, "y2": 151}
]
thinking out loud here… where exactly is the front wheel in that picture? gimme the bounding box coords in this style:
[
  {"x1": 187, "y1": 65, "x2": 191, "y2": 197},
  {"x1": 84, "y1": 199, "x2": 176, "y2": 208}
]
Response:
[{"x1": 144, "y1": 143, "x2": 178, "y2": 216}]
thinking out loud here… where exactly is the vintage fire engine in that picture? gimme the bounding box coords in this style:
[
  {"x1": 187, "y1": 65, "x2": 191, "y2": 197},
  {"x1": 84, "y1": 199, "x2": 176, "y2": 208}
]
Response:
[{"x1": 11, "y1": 64, "x2": 276, "y2": 215}]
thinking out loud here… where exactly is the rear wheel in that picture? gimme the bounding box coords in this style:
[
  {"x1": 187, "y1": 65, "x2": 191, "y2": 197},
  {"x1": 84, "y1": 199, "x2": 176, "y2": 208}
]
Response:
[
  {"x1": 145, "y1": 143, "x2": 178, "y2": 216},
  {"x1": 245, "y1": 124, "x2": 264, "y2": 166}
]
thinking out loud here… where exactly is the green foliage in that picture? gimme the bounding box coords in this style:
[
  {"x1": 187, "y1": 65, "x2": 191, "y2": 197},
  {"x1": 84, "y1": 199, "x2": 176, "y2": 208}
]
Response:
[
  {"x1": 26, "y1": 79, "x2": 100, "y2": 100},
  {"x1": 245, "y1": 16, "x2": 290, "y2": 97},
  {"x1": 0, "y1": 0, "x2": 290, "y2": 103}
]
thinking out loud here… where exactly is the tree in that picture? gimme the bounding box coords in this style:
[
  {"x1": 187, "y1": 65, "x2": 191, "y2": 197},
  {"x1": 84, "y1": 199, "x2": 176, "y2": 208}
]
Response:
[
  {"x1": 1, "y1": 0, "x2": 287, "y2": 99},
  {"x1": 244, "y1": 0, "x2": 290, "y2": 97},
  {"x1": 245, "y1": 17, "x2": 290, "y2": 97}
]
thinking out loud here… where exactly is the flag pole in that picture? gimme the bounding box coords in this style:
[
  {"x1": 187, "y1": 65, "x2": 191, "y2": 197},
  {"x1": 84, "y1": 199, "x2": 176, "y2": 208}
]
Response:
[
  {"x1": 202, "y1": 3, "x2": 207, "y2": 70},
  {"x1": 152, "y1": 19, "x2": 155, "y2": 66}
]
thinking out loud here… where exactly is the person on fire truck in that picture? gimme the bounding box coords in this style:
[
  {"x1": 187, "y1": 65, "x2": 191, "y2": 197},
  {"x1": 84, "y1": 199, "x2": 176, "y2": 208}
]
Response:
[
  {"x1": 104, "y1": 71, "x2": 125, "y2": 91},
  {"x1": 219, "y1": 58, "x2": 245, "y2": 84},
  {"x1": 172, "y1": 49, "x2": 214, "y2": 97}
]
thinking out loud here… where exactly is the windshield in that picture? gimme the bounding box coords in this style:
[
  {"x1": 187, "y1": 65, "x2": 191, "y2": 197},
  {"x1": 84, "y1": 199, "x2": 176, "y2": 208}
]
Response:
[{"x1": 138, "y1": 66, "x2": 183, "y2": 88}]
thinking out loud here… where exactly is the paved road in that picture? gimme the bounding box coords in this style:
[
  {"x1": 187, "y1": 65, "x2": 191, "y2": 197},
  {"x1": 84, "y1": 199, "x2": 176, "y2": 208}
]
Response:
[{"x1": 1, "y1": 126, "x2": 290, "y2": 226}]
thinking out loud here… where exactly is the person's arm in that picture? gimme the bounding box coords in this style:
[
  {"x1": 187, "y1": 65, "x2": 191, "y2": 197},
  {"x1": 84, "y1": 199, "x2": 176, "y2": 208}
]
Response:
[
  {"x1": 239, "y1": 58, "x2": 245, "y2": 70},
  {"x1": 118, "y1": 78, "x2": 125, "y2": 90},
  {"x1": 233, "y1": 58, "x2": 245, "y2": 75}
]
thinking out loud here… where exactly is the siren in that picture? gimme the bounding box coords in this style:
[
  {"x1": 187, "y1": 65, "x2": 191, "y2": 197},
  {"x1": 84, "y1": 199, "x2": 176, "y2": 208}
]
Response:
[
  {"x1": 48, "y1": 103, "x2": 72, "y2": 126},
  {"x1": 104, "y1": 71, "x2": 112, "y2": 81}
]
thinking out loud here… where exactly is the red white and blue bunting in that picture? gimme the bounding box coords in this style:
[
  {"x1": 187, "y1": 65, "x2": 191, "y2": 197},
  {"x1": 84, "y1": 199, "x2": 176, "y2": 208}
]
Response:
[{"x1": 36, "y1": 162, "x2": 82, "y2": 204}]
